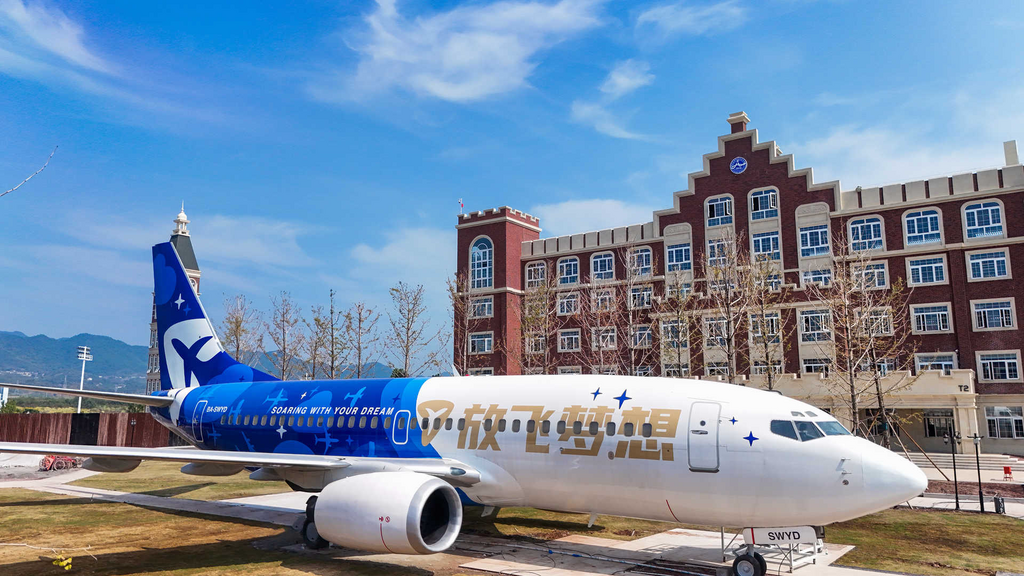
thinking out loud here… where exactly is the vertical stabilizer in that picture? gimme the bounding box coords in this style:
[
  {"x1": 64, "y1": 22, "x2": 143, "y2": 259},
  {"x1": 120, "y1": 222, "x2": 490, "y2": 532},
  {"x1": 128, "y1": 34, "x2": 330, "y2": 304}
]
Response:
[{"x1": 152, "y1": 242, "x2": 277, "y2": 389}]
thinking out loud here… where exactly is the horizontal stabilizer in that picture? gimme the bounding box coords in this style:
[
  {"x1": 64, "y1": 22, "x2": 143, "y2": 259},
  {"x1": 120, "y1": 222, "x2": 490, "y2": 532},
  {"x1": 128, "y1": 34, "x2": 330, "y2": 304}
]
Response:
[{"x1": 0, "y1": 382, "x2": 174, "y2": 408}]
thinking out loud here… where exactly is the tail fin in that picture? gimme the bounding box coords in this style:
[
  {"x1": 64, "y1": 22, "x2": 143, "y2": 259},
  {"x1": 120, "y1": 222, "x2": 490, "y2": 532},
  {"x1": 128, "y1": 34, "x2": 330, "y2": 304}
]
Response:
[{"x1": 153, "y1": 242, "x2": 277, "y2": 389}]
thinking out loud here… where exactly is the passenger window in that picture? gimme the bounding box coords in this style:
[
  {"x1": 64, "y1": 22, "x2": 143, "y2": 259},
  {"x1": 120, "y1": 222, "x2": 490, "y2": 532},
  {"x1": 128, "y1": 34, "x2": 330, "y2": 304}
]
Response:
[
  {"x1": 623, "y1": 422, "x2": 634, "y2": 437},
  {"x1": 261, "y1": 415, "x2": 268, "y2": 426},
  {"x1": 359, "y1": 416, "x2": 367, "y2": 428},
  {"x1": 642, "y1": 423, "x2": 653, "y2": 438},
  {"x1": 526, "y1": 420, "x2": 535, "y2": 433},
  {"x1": 316, "y1": 416, "x2": 324, "y2": 427},
  {"x1": 422, "y1": 417, "x2": 430, "y2": 430},
  {"x1": 326, "y1": 416, "x2": 334, "y2": 428},
  {"x1": 398, "y1": 417, "x2": 406, "y2": 429},
  {"x1": 243, "y1": 415, "x2": 251, "y2": 426},
  {"x1": 572, "y1": 421, "x2": 582, "y2": 435},
  {"x1": 770, "y1": 420, "x2": 799, "y2": 441},
  {"x1": 557, "y1": 421, "x2": 567, "y2": 434},
  {"x1": 512, "y1": 419, "x2": 521, "y2": 433},
  {"x1": 433, "y1": 418, "x2": 442, "y2": 430},
  {"x1": 483, "y1": 419, "x2": 492, "y2": 431},
  {"x1": 458, "y1": 418, "x2": 466, "y2": 431},
  {"x1": 370, "y1": 417, "x2": 378, "y2": 429},
  {"x1": 288, "y1": 416, "x2": 295, "y2": 427},
  {"x1": 444, "y1": 418, "x2": 453, "y2": 431},
  {"x1": 794, "y1": 421, "x2": 824, "y2": 441},
  {"x1": 541, "y1": 421, "x2": 551, "y2": 434},
  {"x1": 269, "y1": 416, "x2": 276, "y2": 426},
  {"x1": 606, "y1": 422, "x2": 616, "y2": 436},
  {"x1": 384, "y1": 417, "x2": 392, "y2": 429},
  {"x1": 816, "y1": 421, "x2": 851, "y2": 436},
  {"x1": 589, "y1": 421, "x2": 599, "y2": 436},
  {"x1": 348, "y1": 416, "x2": 356, "y2": 428},
  {"x1": 498, "y1": 419, "x2": 506, "y2": 432},
  {"x1": 220, "y1": 416, "x2": 226, "y2": 425},
  {"x1": 297, "y1": 416, "x2": 305, "y2": 427}
]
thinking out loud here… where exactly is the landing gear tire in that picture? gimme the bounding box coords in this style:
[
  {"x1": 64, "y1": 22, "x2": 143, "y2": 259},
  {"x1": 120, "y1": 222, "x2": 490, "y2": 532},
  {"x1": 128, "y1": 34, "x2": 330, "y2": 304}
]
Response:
[
  {"x1": 754, "y1": 552, "x2": 767, "y2": 575},
  {"x1": 733, "y1": 553, "x2": 764, "y2": 576},
  {"x1": 301, "y1": 519, "x2": 328, "y2": 550}
]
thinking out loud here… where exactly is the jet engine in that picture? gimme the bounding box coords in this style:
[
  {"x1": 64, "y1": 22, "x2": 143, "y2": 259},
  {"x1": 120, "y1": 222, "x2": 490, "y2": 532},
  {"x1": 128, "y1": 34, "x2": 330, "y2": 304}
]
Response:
[{"x1": 310, "y1": 471, "x2": 462, "y2": 554}]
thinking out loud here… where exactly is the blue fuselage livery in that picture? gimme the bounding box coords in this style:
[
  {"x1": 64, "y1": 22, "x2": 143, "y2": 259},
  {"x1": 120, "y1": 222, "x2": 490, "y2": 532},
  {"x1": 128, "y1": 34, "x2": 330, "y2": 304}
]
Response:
[{"x1": 157, "y1": 378, "x2": 439, "y2": 461}]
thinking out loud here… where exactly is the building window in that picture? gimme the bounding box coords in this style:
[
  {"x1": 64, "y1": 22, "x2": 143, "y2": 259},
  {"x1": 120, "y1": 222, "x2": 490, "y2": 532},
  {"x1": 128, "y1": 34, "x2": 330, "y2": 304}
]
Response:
[
  {"x1": 558, "y1": 257, "x2": 579, "y2": 285},
  {"x1": 593, "y1": 327, "x2": 617, "y2": 350},
  {"x1": 751, "y1": 189, "x2": 779, "y2": 220},
  {"x1": 661, "y1": 320, "x2": 687, "y2": 349},
  {"x1": 980, "y1": 352, "x2": 1020, "y2": 381},
  {"x1": 916, "y1": 354, "x2": 956, "y2": 375},
  {"x1": 802, "y1": 358, "x2": 831, "y2": 374},
  {"x1": 850, "y1": 217, "x2": 883, "y2": 251},
  {"x1": 467, "y1": 367, "x2": 494, "y2": 376},
  {"x1": 630, "y1": 326, "x2": 653, "y2": 349},
  {"x1": 908, "y1": 257, "x2": 945, "y2": 285},
  {"x1": 859, "y1": 357, "x2": 896, "y2": 375},
  {"x1": 752, "y1": 231, "x2": 781, "y2": 261},
  {"x1": 592, "y1": 288, "x2": 614, "y2": 312},
  {"x1": 752, "y1": 361, "x2": 782, "y2": 375},
  {"x1": 629, "y1": 286, "x2": 652, "y2": 309},
  {"x1": 558, "y1": 366, "x2": 582, "y2": 375},
  {"x1": 968, "y1": 250, "x2": 1009, "y2": 280},
  {"x1": 558, "y1": 329, "x2": 581, "y2": 353},
  {"x1": 802, "y1": 269, "x2": 832, "y2": 287},
  {"x1": 985, "y1": 406, "x2": 1024, "y2": 438},
  {"x1": 635, "y1": 365, "x2": 653, "y2": 377},
  {"x1": 855, "y1": 263, "x2": 887, "y2": 289},
  {"x1": 861, "y1": 309, "x2": 893, "y2": 336},
  {"x1": 750, "y1": 312, "x2": 780, "y2": 344},
  {"x1": 525, "y1": 261, "x2": 546, "y2": 289},
  {"x1": 800, "y1": 309, "x2": 831, "y2": 342},
  {"x1": 592, "y1": 253, "x2": 614, "y2": 281},
  {"x1": 923, "y1": 409, "x2": 954, "y2": 438},
  {"x1": 594, "y1": 365, "x2": 618, "y2": 375},
  {"x1": 707, "y1": 197, "x2": 733, "y2": 227},
  {"x1": 705, "y1": 317, "x2": 728, "y2": 347},
  {"x1": 469, "y1": 332, "x2": 493, "y2": 354},
  {"x1": 663, "y1": 363, "x2": 688, "y2": 377},
  {"x1": 973, "y1": 300, "x2": 1015, "y2": 330},
  {"x1": 707, "y1": 238, "x2": 729, "y2": 267},
  {"x1": 666, "y1": 244, "x2": 691, "y2": 271},
  {"x1": 557, "y1": 292, "x2": 579, "y2": 316},
  {"x1": 470, "y1": 237, "x2": 493, "y2": 289},
  {"x1": 706, "y1": 362, "x2": 729, "y2": 376},
  {"x1": 630, "y1": 248, "x2": 652, "y2": 277},
  {"x1": 666, "y1": 282, "x2": 692, "y2": 300},
  {"x1": 799, "y1": 225, "x2": 830, "y2": 258},
  {"x1": 912, "y1": 304, "x2": 951, "y2": 333},
  {"x1": 469, "y1": 296, "x2": 493, "y2": 318},
  {"x1": 904, "y1": 209, "x2": 941, "y2": 245},
  {"x1": 755, "y1": 273, "x2": 782, "y2": 292},
  {"x1": 526, "y1": 334, "x2": 545, "y2": 355},
  {"x1": 965, "y1": 201, "x2": 1003, "y2": 239}
]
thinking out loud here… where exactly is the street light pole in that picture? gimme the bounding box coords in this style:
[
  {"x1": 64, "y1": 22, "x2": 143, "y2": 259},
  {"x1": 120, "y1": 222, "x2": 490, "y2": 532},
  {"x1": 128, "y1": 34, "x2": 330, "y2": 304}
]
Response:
[
  {"x1": 944, "y1": 422, "x2": 962, "y2": 511},
  {"x1": 76, "y1": 346, "x2": 93, "y2": 414},
  {"x1": 969, "y1": 434, "x2": 985, "y2": 513}
]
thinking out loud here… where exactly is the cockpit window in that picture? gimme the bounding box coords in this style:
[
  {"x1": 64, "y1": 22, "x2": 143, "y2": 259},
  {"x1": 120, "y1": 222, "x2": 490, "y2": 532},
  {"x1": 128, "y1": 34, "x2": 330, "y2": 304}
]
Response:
[
  {"x1": 794, "y1": 421, "x2": 824, "y2": 441},
  {"x1": 791, "y1": 411, "x2": 805, "y2": 417},
  {"x1": 770, "y1": 420, "x2": 799, "y2": 441},
  {"x1": 805, "y1": 410, "x2": 818, "y2": 417},
  {"x1": 816, "y1": 421, "x2": 851, "y2": 436}
]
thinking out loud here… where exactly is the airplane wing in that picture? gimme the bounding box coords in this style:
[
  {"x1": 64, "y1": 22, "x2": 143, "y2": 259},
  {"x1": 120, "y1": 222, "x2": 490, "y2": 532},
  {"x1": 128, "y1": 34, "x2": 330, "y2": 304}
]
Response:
[
  {"x1": 0, "y1": 382, "x2": 173, "y2": 408},
  {"x1": 0, "y1": 442, "x2": 481, "y2": 486}
]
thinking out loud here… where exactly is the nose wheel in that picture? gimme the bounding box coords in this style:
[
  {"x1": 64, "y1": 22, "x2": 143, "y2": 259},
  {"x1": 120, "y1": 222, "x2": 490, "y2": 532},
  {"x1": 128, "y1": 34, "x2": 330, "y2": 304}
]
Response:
[
  {"x1": 302, "y1": 495, "x2": 328, "y2": 550},
  {"x1": 732, "y1": 549, "x2": 767, "y2": 576}
]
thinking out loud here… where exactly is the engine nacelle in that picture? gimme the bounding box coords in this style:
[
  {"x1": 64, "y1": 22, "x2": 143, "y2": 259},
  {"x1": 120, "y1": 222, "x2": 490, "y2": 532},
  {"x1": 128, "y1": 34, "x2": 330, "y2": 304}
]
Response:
[{"x1": 313, "y1": 471, "x2": 462, "y2": 554}]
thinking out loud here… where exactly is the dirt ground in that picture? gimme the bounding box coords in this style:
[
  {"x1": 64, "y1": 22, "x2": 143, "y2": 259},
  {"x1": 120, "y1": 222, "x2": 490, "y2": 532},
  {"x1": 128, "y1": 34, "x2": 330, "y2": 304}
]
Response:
[{"x1": 928, "y1": 480, "x2": 1024, "y2": 498}]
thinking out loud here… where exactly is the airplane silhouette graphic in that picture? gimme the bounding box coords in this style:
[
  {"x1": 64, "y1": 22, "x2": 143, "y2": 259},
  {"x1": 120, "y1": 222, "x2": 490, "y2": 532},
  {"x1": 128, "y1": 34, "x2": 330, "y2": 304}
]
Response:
[
  {"x1": 344, "y1": 387, "x2": 365, "y2": 408},
  {"x1": 172, "y1": 336, "x2": 215, "y2": 388},
  {"x1": 315, "y1": 431, "x2": 338, "y2": 453},
  {"x1": 264, "y1": 390, "x2": 287, "y2": 410}
]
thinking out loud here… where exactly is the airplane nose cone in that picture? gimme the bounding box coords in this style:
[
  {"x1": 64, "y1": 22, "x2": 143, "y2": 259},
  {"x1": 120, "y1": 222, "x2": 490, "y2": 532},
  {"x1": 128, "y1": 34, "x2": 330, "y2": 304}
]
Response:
[{"x1": 863, "y1": 444, "x2": 929, "y2": 508}]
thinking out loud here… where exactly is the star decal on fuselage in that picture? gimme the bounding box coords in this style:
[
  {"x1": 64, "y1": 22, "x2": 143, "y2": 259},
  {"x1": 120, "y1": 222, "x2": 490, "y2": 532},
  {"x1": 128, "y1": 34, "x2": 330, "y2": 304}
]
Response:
[
  {"x1": 613, "y1": 390, "x2": 631, "y2": 409},
  {"x1": 729, "y1": 417, "x2": 738, "y2": 425},
  {"x1": 743, "y1": 432, "x2": 759, "y2": 446},
  {"x1": 276, "y1": 424, "x2": 287, "y2": 438},
  {"x1": 591, "y1": 388, "x2": 602, "y2": 400}
]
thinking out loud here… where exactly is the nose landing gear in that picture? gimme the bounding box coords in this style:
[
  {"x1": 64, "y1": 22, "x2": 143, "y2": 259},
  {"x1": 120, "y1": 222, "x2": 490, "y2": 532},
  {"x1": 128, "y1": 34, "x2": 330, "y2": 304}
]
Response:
[{"x1": 732, "y1": 546, "x2": 767, "y2": 576}]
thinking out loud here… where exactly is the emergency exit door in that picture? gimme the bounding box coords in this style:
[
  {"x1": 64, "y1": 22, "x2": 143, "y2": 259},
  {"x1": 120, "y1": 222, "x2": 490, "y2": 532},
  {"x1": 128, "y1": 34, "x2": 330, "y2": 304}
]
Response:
[
  {"x1": 688, "y1": 402, "x2": 721, "y2": 472},
  {"x1": 191, "y1": 400, "x2": 208, "y2": 442}
]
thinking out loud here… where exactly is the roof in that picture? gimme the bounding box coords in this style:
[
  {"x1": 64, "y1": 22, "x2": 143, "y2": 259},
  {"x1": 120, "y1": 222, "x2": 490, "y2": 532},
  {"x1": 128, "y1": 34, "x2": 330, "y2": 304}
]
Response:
[{"x1": 170, "y1": 233, "x2": 200, "y2": 271}]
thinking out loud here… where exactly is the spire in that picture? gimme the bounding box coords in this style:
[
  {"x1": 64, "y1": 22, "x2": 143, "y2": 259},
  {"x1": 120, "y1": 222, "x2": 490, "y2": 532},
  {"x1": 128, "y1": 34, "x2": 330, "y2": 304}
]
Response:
[{"x1": 173, "y1": 202, "x2": 190, "y2": 236}]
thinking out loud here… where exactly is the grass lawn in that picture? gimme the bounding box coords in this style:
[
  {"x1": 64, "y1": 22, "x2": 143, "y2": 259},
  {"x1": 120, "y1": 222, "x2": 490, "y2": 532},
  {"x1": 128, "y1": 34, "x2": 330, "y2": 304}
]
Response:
[
  {"x1": 69, "y1": 461, "x2": 290, "y2": 501},
  {"x1": 462, "y1": 506, "x2": 691, "y2": 542}
]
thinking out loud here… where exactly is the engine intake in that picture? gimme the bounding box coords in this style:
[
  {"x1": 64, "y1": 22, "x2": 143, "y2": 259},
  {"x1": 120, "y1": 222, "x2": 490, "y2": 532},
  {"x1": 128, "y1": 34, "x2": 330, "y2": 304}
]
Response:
[{"x1": 313, "y1": 471, "x2": 462, "y2": 554}]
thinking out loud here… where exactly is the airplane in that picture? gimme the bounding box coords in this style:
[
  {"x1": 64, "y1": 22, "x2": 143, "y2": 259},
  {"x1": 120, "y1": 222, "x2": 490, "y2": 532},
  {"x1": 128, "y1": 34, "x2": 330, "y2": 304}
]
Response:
[{"x1": 0, "y1": 241, "x2": 928, "y2": 576}]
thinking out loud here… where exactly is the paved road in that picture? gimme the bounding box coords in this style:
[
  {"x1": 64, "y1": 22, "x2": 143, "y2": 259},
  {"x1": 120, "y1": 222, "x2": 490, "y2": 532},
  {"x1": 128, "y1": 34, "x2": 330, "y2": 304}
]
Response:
[{"x1": 903, "y1": 494, "x2": 1024, "y2": 519}]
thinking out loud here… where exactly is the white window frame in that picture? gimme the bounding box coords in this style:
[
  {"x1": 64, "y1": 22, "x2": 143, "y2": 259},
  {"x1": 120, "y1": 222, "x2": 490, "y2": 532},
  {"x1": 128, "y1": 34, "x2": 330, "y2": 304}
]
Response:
[
  {"x1": 630, "y1": 325, "x2": 653, "y2": 349},
  {"x1": 750, "y1": 188, "x2": 779, "y2": 221},
  {"x1": 910, "y1": 303, "x2": 953, "y2": 334},
  {"x1": 591, "y1": 252, "x2": 615, "y2": 282},
  {"x1": 661, "y1": 319, "x2": 687, "y2": 349},
  {"x1": 752, "y1": 231, "x2": 781, "y2": 261},
  {"x1": 704, "y1": 317, "x2": 728, "y2": 347},
  {"x1": 963, "y1": 199, "x2": 1006, "y2": 240},
  {"x1": 903, "y1": 208, "x2": 943, "y2": 246},
  {"x1": 799, "y1": 309, "x2": 832, "y2": 342},
  {"x1": 557, "y1": 292, "x2": 579, "y2": 316},
  {"x1": 854, "y1": 262, "x2": 888, "y2": 290},
  {"x1": 629, "y1": 286, "x2": 653, "y2": 309},
  {"x1": 525, "y1": 333, "x2": 545, "y2": 355},
  {"x1": 634, "y1": 365, "x2": 653, "y2": 377},
  {"x1": 525, "y1": 261, "x2": 546, "y2": 289},
  {"x1": 666, "y1": 282, "x2": 692, "y2": 300},
  {"x1": 860, "y1": 308, "x2": 893, "y2": 336},
  {"x1": 802, "y1": 269, "x2": 832, "y2": 287},
  {"x1": 470, "y1": 236, "x2": 494, "y2": 290},
  {"x1": 915, "y1": 353, "x2": 957, "y2": 375},
  {"x1": 592, "y1": 327, "x2": 617, "y2": 351},
  {"x1": 752, "y1": 360, "x2": 783, "y2": 375},
  {"x1": 629, "y1": 247, "x2": 653, "y2": 277},
  {"x1": 706, "y1": 195, "x2": 733, "y2": 227},
  {"x1": 906, "y1": 254, "x2": 948, "y2": 286},
  {"x1": 707, "y1": 238, "x2": 729, "y2": 267},
  {"x1": 666, "y1": 243, "x2": 691, "y2": 272},
  {"x1": 985, "y1": 405, "x2": 1024, "y2": 438},
  {"x1": 469, "y1": 296, "x2": 494, "y2": 318},
  {"x1": 558, "y1": 329, "x2": 581, "y2": 353},
  {"x1": 967, "y1": 248, "x2": 1011, "y2": 282},
  {"x1": 849, "y1": 216, "x2": 884, "y2": 252},
  {"x1": 468, "y1": 331, "x2": 493, "y2": 355},
  {"x1": 802, "y1": 358, "x2": 831, "y2": 375},
  {"x1": 977, "y1": 350, "x2": 1022, "y2": 383},
  {"x1": 971, "y1": 298, "x2": 1016, "y2": 332},
  {"x1": 749, "y1": 312, "x2": 781, "y2": 344},
  {"x1": 593, "y1": 365, "x2": 618, "y2": 375},
  {"x1": 467, "y1": 367, "x2": 494, "y2": 376},
  {"x1": 662, "y1": 363, "x2": 689, "y2": 377},
  {"x1": 705, "y1": 362, "x2": 730, "y2": 377},
  {"x1": 557, "y1": 366, "x2": 582, "y2": 375},
  {"x1": 557, "y1": 257, "x2": 579, "y2": 285},
  {"x1": 592, "y1": 288, "x2": 614, "y2": 312},
  {"x1": 799, "y1": 225, "x2": 830, "y2": 258}
]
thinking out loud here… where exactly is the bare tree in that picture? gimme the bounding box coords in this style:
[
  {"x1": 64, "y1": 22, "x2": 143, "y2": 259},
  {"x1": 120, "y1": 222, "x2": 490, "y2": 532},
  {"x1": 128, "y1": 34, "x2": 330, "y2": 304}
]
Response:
[
  {"x1": 447, "y1": 272, "x2": 472, "y2": 376},
  {"x1": 744, "y1": 251, "x2": 792, "y2": 390},
  {"x1": 304, "y1": 305, "x2": 330, "y2": 379},
  {"x1": 1, "y1": 146, "x2": 57, "y2": 199},
  {"x1": 386, "y1": 282, "x2": 444, "y2": 376},
  {"x1": 344, "y1": 302, "x2": 382, "y2": 379},
  {"x1": 219, "y1": 294, "x2": 263, "y2": 366},
  {"x1": 700, "y1": 232, "x2": 750, "y2": 384},
  {"x1": 513, "y1": 264, "x2": 561, "y2": 375},
  {"x1": 573, "y1": 275, "x2": 624, "y2": 375},
  {"x1": 262, "y1": 291, "x2": 306, "y2": 380},
  {"x1": 324, "y1": 289, "x2": 348, "y2": 379},
  {"x1": 621, "y1": 245, "x2": 659, "y2": 376},
  {"x1": 807, "y1": 229, "x2": 918, "y2": 444},
  {"x1": 656, "y1": 272, "x2": 699, "y2": 377}
]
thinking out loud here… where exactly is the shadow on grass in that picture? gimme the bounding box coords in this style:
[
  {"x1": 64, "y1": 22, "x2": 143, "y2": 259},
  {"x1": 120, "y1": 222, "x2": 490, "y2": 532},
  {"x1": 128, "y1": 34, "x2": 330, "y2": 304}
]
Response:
[{"x1": 136, "y1": 482, "x2": 216, "y2": 498}]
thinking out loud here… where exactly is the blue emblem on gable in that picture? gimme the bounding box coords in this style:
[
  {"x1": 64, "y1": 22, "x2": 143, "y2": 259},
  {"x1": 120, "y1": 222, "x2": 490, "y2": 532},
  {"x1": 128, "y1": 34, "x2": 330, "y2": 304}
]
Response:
[{"x1": 730, "y1": 157, "x2": 747, "y2": 174}]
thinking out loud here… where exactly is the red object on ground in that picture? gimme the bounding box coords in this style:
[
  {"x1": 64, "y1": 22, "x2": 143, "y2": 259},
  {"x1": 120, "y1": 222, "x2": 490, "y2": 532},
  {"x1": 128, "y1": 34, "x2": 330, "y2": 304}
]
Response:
[{"x1": 1005, "y1": 466, "x2": 1014, "y2": 481}]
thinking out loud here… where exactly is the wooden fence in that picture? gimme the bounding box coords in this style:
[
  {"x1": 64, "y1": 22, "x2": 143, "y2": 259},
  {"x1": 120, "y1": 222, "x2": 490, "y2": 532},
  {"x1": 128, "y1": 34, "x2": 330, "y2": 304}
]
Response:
[{"x1": 0, "y1": 413, "x2": 171, "y2": 447}]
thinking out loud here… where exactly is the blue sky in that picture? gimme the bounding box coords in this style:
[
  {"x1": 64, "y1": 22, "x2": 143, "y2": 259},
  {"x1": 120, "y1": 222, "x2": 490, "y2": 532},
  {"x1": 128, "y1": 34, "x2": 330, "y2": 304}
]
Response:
[{"x1": 1, "y1": 0, "x2": 1022, "y2": 348}]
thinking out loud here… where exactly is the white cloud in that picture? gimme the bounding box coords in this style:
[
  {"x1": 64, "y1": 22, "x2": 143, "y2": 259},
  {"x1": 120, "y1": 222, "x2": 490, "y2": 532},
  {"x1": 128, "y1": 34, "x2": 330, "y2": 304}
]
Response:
[
  {"x1": 599, "y1": 59, "x2": 653, "y2": 100},
  {"x1": 530, "y1": 199, "x2": 657, "y2": 237},
  {"x1": 635, "y1": 0, "x2": 746, "y2": 43},
  {"x1": 0, "y1": 0, "x2": 114, "y2": 74},
  {"x1": 570, "y1": 100, "x2": 649, "y2": 140},
  {"x1": 310, "y1": 0, "x2": 604, "y2": 103}
]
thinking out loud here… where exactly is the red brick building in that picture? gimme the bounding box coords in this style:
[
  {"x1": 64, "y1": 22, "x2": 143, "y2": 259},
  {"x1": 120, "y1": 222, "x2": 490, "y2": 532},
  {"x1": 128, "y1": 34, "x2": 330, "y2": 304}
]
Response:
[{"x1": 455, "y1": 112, "x2": 1024, "y2": 455}]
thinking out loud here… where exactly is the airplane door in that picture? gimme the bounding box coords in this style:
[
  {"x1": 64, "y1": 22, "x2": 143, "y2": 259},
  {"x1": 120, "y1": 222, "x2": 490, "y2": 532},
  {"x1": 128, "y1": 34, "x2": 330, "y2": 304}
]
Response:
[
  {"x1": 688, "y1": 402, "x2": 721, "y2": 472},
  {"x1": 393, "y1": 409, "x2": 410, "y2": 445},
  {"x1": 191, "y1": 400, "x2": 208, "y2": 442}
]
